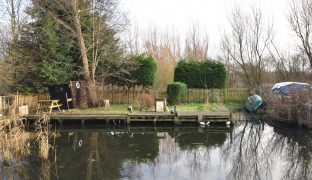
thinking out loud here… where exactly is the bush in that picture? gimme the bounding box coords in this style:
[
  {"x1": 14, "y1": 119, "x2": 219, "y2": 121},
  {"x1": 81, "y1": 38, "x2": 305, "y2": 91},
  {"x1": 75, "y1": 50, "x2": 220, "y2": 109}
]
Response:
[
  {"x1": 138, "y1": 93, "x2": 155, "y2": 109},
  {"x1": 174, "y1": 59, "x2": 226, "y2": 88},
  {"x1": 167, "y1": 82, "x2": 187, "y2": 104},
  {"x1": 107, "y1": 54, "x2": 157, "y2": 88},
  {"x1": 133, "y1": 55, "x2": 157, "y2": 87}
]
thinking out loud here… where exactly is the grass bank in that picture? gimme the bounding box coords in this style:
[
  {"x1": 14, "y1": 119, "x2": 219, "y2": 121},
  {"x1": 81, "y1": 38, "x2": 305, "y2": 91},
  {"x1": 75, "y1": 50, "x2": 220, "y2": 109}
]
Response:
[
  {"x1": 224, "y1": 100, "x2": 245, "y2": 111},
  {"x1": 67, "y1": 101, "x2": 241, "y2": 114}
]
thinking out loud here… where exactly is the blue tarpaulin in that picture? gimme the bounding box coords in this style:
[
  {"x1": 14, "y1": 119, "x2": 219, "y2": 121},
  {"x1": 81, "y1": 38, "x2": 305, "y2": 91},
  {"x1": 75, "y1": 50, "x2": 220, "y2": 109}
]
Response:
[{"x1": 271, "y1": 82, "x2": 309, "y2": 95}]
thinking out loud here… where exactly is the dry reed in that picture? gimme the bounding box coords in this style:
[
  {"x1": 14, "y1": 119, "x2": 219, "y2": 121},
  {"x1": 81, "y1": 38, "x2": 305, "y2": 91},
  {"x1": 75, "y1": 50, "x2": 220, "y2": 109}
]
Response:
[
  {"x1": 0, "y1": 111, "x2": 52, "y2": 166},
  {"x1": 34, "y1": 113, "x2": 51, "y2": 160},
  {"x1": 0, "y1": 114, "x2": 29, "y2": 165}
]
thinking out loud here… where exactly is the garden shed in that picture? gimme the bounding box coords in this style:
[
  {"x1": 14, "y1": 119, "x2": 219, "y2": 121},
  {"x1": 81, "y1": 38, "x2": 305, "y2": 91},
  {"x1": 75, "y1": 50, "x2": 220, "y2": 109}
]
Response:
[{"x1": 48, "y1": 81, "x2": 88, "y2": 109}]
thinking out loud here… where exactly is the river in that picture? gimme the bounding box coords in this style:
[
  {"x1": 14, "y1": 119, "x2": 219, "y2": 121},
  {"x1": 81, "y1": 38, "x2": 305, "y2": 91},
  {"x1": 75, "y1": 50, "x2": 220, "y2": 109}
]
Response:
[{"x1": 1, "y1": 119, "x2": 312, "y2": 180}]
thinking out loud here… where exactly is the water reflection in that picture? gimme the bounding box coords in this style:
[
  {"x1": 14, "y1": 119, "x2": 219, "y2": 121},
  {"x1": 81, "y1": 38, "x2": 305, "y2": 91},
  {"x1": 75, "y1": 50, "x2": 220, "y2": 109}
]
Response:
[
  {"x1": 268, "y1": 125, "x2": 312, "y2": 180},
  {"x1": 1, "y1": 122, "x2": 312, "y2": 180}
]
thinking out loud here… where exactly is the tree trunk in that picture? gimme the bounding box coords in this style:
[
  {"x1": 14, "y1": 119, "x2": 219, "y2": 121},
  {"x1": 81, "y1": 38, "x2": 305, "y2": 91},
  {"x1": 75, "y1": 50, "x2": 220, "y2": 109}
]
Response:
[{"x1": 70, "y1": 0, "x2": 98, "y2": 106}]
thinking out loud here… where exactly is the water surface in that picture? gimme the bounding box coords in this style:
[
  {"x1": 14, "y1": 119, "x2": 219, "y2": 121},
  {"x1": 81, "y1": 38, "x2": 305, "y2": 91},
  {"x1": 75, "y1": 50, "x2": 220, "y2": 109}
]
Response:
[{"x1": 2, "y1": 121, "x2": 312, "y2": 180}]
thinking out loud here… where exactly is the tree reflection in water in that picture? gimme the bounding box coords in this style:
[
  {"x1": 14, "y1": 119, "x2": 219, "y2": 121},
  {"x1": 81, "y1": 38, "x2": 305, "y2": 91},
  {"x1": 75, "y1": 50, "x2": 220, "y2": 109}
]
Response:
[
  {"x1": 267, "y1": 125, "x2": 312, "y2": 180},
  {"x1": 1, "y1": 121, "x2": 312, "y2": 180},
  {"x1": 223, "y1": 120, "x2": 312, "y2": 180},
  {"x1": 222, "y1": 121, "x2": 273, "y2": 180}
]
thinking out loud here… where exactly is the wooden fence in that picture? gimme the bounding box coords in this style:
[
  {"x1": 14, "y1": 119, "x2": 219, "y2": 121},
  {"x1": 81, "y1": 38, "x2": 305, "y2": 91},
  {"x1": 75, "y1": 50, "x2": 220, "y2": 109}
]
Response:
[
  {"x1": 98, "y1": 85, "x2": 249, "y2": 104},
  {"x1": 0, "y1": 95, "x2": 42, "y2": 115},
  {"x1": 0, "y1": 87, "x2": 248, "y2": 114}
]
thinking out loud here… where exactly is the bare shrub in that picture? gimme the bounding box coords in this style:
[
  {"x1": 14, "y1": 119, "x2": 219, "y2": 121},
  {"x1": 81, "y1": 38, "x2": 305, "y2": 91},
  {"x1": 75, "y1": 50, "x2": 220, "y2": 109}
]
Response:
[
  {"x1": 138, "y1": 93, "x2": 155, "y2": 108},
  {"x1": 132, "y1": 93, "x2": 155, "y2": 111},
  {"x1": 266, "y1": 88, "x2": 312, "y2": 127}
]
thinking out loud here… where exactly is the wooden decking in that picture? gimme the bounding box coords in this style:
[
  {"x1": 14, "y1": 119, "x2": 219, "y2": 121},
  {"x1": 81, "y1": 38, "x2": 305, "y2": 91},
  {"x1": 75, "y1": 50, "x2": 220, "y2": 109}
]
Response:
[{"x1": 25, "y1": 111, "x2": 231, "y2": 126}]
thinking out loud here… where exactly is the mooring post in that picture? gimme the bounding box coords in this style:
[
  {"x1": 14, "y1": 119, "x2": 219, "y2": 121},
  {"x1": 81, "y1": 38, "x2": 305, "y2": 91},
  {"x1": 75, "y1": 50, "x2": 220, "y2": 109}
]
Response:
[
  {"x1": 153, "y1": 117, "x2": 157, "y2": 126},
  {"x1": 126, "y1": 116, "x2": 130, "y2": 125},
  {"x1": 81, "y1": 119, "x2": 85, "y2": 126},
  {"x1": 174, "y1": 116, "x2": 179, "y2": 126},
  {"x1": 57, "y1": 119, "x2": 63, "y2": 128},
  {"x1": 198, "y1": 113, "x2": 203, "y2": 123}
]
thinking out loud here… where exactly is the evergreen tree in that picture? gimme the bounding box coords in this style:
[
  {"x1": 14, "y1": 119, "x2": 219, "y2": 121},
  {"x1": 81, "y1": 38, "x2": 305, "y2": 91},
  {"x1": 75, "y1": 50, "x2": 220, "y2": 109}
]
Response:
[{"x1": 18, "y1": 0, "x2": 126, "y2": 98}]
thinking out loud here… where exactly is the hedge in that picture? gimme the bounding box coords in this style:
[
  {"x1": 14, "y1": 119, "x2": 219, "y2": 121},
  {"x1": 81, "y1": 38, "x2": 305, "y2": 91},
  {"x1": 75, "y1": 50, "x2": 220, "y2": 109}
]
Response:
[
  {"x1": 167, "y1": 82, "x2": 187, "y2": 104},
  {"x1": 132, "y1": 54, "x2": 157, "y2": 87},
  {"x1": 174, "y1": 60, "x2": 226, "y2": 88},
  {"x1": 107, "y1": 54, "x2": 157, "y2": 87}
]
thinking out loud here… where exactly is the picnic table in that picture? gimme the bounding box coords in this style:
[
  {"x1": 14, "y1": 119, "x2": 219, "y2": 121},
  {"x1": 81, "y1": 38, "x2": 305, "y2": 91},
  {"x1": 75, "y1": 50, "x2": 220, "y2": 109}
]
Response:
[{"x1": 37, "y1": 99, "x2": 62, "y2": 113}]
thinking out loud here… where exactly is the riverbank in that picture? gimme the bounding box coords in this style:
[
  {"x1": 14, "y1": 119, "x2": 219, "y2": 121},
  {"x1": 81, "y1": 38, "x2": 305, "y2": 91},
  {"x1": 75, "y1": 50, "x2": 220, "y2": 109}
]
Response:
[{"x1": 65, "y1": 101, "x2": 244, "y2": 114}]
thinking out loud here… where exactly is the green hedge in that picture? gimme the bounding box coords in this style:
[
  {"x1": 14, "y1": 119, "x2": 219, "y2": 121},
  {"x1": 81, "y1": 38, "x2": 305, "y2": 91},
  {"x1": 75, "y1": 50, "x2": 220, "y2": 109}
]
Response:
[
  {"x1": 167, "y1": 82, "x2": 187, "y2": 104},
  {"x1": 174, "y1": 60, "x2": 226, "y2": 88},
  {"x1": 133, "y1": 54, "x2": 157, "y2": 87},
  {"x1": 107, "y1": 54, "x2": 157, "y2": 87}
]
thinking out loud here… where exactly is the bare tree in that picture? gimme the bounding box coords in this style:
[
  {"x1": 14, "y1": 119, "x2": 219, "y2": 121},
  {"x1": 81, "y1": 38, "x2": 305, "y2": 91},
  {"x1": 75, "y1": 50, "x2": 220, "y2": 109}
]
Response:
[
  {"x1": 288, "y1": 0, "x2": 312, "y2": 68},
  {"x1": 143, "y1": 26, "x2": 181, "y2": 88},
  {"x1": 0, "y1": 0, "x2": 28, "y2": 94},
  {"x1": 184, "y1": 23, "x2": 209, "y2": 61},
  {"x1": 123, "y1": 24, "x2": 140, "y2": 55},
  {"x1": 0, "y1": 0, "x2": 24, "y2": 58},
  {"x1": 221, "y1": 7, "x2": 273, "y2": 92}
]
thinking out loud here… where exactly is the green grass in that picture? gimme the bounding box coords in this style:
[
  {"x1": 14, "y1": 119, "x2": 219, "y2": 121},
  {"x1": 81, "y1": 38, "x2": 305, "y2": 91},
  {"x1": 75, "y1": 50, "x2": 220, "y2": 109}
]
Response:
[
  {"x1": 67, "y1": 104, "x2": 129, "y2": 114},
  {"x1": 224, "y1": 100, "x2": 245, "y2": 111},
  {"x1": 66, "y1": 101, "x2": 237, "y2": 114},
  {"x1": 168, "y1": 102, "x2": 227, "y2": 112}
]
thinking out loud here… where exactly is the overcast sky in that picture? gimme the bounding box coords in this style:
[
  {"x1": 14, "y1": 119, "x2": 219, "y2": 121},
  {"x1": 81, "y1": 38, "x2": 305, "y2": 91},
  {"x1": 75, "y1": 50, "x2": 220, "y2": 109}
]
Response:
[{"x1": 120, "y1": 0, "x2": 297, "y2": 56}]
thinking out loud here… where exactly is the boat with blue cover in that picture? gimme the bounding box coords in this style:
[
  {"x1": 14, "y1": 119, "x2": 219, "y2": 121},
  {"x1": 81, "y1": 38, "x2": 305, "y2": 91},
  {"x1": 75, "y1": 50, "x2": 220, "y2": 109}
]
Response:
[{"x1": 245, "y1": 95, "x2": 263, "y2": 112}]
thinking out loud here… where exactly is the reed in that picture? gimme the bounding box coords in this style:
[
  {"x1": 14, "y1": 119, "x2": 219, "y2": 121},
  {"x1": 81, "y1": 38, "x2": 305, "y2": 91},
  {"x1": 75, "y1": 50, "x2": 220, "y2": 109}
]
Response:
[
  {"x1": 0, "y1": 112, "x2": 51, "y2": 166},
  {"x1": 34, "y1": 113, "x2": 51, "y2": 160},
  {"x1": 0, "y1": 114, "x2": 29, "y2": 165}
]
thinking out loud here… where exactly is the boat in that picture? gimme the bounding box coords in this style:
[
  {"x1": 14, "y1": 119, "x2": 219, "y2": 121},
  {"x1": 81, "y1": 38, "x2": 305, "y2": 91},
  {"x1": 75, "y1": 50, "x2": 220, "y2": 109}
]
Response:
[
  {"x1": 271, "y1": 82, "x2": 310, "y2": 95},
  {"x1": 245, "y1": 94, "x2": 263, "y2": 112}
]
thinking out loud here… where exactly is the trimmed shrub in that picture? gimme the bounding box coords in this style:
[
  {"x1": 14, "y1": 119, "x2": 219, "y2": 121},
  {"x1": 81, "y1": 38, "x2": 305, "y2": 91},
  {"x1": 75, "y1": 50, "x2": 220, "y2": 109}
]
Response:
[
  {"x1": 174, "y1": 59, "x2": 226, "y2": 88},
  {"x1": 107, "y1": 54, "x2": 157, "y2": 87},
  {"x1": 167, "y1": 82, "x2": 187, "y2": 104},
  {"x1": 133, "y1": 54, "x2": 157, "y2": 87}
]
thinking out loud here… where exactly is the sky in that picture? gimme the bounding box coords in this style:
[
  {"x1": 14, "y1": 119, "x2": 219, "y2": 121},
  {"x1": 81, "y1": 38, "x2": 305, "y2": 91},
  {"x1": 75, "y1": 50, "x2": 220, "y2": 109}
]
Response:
[{"x1": 120, "y1": 0, "x2": 296, "y2": 56}]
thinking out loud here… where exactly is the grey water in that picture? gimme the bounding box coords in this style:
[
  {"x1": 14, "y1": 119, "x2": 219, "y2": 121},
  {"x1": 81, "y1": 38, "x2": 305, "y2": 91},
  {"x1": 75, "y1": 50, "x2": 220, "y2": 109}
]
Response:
[{"x1": 2, "y1": 120, "x2": 312, "y2": 180}]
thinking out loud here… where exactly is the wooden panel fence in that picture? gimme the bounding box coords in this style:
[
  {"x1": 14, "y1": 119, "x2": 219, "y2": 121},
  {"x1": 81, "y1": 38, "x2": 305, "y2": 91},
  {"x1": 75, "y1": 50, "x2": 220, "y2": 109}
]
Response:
[
  {"x1": 98, "y1": 85, "x2": 147, "y2": 104},
  {"x1": 0, "y1": 95, "x2": 40, "y2": 115},
  {"x1": 0, "y1": 87, "x2": 248, "y2": 114},
  {"x1": 98, "y1": 85, "x2": 249, "y2": 104}
]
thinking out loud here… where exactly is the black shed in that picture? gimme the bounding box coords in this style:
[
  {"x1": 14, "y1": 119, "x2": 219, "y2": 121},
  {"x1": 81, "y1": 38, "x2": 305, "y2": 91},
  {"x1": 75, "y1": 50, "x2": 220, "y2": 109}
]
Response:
[
  {"x1": 48, "y1": 81, "x2": 88, "y2": 109},
  {"x1": 48, "y1": 84, "x2": 73, "y2": 110}
]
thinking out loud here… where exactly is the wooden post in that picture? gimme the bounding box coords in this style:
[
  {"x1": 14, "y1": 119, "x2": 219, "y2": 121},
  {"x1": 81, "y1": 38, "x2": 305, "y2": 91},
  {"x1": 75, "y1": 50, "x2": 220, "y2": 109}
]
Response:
[
  {"x1": 126, "y1": 116, "x2": 130, "y2": 125},
  {"x1": 174, "y1": 116, "x2": 179, "y2": 126},
  {"x1": 104, "y1": 100, "x2": 110, "y2": 108},
  {"x1": 57, "y1": 119, "x2": 63, "y2": 127},
  {"x1": 198, "y1": 113, "x2": 203, "y2": 123}
]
